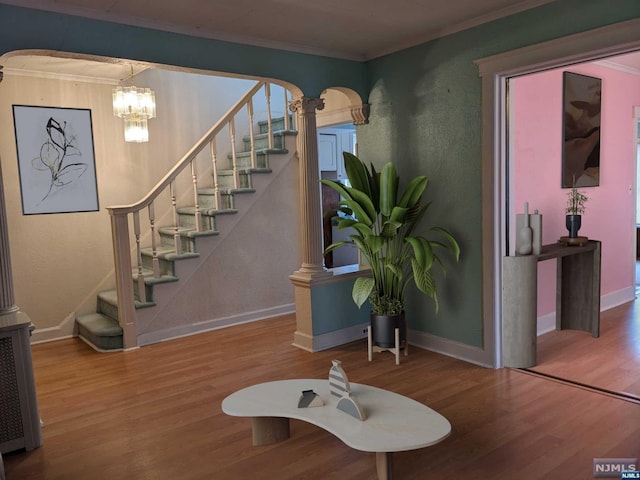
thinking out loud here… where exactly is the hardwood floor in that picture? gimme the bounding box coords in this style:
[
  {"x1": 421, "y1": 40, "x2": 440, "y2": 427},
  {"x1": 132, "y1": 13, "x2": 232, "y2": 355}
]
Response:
[
  {"x1": 530, "y1": 300, "x2": 640, "y2": 400},
  {"x1": 4, "y1": 313, "x2": 639, "y2": 480}
]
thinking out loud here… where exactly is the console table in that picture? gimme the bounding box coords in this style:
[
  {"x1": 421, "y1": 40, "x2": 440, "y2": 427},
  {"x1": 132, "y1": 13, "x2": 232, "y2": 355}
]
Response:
[{"x1": 502, "y1": 240, "x2": 601, "y2": 368}]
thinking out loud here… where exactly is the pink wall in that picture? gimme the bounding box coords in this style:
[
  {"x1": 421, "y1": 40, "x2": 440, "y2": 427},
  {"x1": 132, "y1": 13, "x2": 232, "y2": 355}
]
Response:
[{"x1": 511, "y1": 63, "x2": 640, "y2": 315}]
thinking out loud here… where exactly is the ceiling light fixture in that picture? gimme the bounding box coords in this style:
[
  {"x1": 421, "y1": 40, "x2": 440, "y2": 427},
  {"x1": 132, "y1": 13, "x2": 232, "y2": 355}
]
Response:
[{"x1": 113, "y1": 66, "x2": 156, "y2": 143}]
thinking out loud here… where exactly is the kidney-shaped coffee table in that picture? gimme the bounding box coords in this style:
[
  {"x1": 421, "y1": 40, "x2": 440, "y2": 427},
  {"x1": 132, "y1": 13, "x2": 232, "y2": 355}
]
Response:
[{"x1": 222, "y1": 379, "x2": 451, "y2": 480}]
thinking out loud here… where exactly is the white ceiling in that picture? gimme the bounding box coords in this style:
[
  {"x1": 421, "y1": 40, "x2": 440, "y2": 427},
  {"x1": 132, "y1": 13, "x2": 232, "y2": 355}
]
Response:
[
  {"x1": 0, "y1": 0, "x2": 639, "y2": 81},
  {"x1": 1, "y1": 0, "x2": 558, "y2": 61}
]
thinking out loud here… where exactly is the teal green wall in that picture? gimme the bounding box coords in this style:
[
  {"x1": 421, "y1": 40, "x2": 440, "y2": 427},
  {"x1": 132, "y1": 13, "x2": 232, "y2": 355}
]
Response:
[
  {"x1": 359, "y1": 0, "x2": 640, "y2": 347},
  {"x1": 0, "y1": 5, "x2": 367, "y2": 99},
  {"x1": 1, "y1": 0, "x2": 638, "y2": 348},
  {"x1": 311, "y1": 280, "x2": 370, "y2": 335}
]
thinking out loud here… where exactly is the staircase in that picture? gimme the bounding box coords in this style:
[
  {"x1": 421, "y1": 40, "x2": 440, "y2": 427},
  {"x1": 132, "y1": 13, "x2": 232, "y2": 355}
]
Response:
[{"x1": 76, "y1": 82, "x2": 296, "y2": 351}]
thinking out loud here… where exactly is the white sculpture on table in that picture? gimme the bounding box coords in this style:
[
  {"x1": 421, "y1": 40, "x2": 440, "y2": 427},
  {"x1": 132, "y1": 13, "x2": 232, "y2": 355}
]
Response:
[{"x1": 329, "y1": 360, "x2": 366, "y2": 421}]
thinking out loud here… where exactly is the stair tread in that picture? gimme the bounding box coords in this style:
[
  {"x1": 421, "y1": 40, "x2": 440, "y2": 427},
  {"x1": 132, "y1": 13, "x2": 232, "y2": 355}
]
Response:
[
  {"x1": 76, "y1": 313, "x2": 122, "y2": 336},
  {"x1": 243, "y1": 129, "x2": 297, "y2": 142},
  {"x1": 140, "y1": 246, "x2": 200, "y2": 261},
  {"x1": 132, "y1": 267, "x2": 179, "y2": 284},
  {"x1": 98, "y1": 289, "x2": 156, "y2": 309},
  {"x1": 158, "y1": 226, "x2": 219, "y2": 238},
  {"x1": 228, "y1": 148, "x2": 288, "y2": 159},
  {"x1": 177, "y1": 206, "x2": 237, "y2": 216}
]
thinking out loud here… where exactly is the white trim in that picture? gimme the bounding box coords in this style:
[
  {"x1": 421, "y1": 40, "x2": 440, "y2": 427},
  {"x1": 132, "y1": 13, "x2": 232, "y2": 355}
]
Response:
[
  {"x1": 30, "y1": 312, "x2": 76, "y2": 344},
  {"x1": 409, "y1": 329, "x2": 494, "y2": 368},
  {"x1": 2, "y1": 67, "x2": 120, "y2": 85},
  {"x1": 306, "y1": 323, "x2": 368, "y2": 352},
  {"x1": 594, "y1": 59, "x2": 640, "y2": 76},
  {"x1": 137, "y1": 304, "x2": 295, "y2": 346},
  {"x1": 475, "y1": 18, "x2": 640, "y2": 369},
  {"x1": 536, "y1": 287, "x2": 636, "y2": 336},
  {"x1": 536, "y1": 313, "x2": 556, "y2": 336},
  {"x1": 600, "y1": 286, "x2": 636, "y2": 311}
]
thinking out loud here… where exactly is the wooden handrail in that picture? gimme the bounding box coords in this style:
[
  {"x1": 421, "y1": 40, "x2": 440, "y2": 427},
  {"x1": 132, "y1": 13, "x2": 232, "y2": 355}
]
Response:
[{"x1": 107, "y1": 80, "x2": 265, "y2": 216}]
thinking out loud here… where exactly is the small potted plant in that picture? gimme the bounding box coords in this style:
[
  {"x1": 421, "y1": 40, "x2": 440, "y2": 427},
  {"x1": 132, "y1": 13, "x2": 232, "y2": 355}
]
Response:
[{"x1": 565, "y1": 185, "x2": 588, "y2": 238}]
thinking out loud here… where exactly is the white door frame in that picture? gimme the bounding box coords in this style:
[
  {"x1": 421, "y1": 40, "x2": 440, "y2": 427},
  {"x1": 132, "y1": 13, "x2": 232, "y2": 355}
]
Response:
[{"x1": 475, "y1": 18, "x2": 640, "y2": 368}]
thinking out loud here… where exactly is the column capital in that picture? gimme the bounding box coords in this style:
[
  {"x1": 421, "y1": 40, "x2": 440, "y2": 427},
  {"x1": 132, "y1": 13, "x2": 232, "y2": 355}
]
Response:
[
  {"x1": 289, "y1": 96, "x2": 325, "y2": 115},
  {"x1": 350, "y1": 103, "x2": 370, "y2": 125}
]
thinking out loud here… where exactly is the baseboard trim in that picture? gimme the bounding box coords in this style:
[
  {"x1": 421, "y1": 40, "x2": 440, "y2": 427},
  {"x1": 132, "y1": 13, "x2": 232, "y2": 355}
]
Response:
[
  {"x1": 137, "y1": 304, "x2": 295, "y2": 346},
  {"x1": 536, "y1": 286, "x2": 636, "y2": 336},
  {"x1": 409, "y1": 329, "x2": 494, "y2": 368},
  {"x1": 31, "y1": 312, "x2": 76, "y2": 344},
  {"x1": 307, "y1": 323, "x2": 368, "y2": 352},
  {"x1": 601, "y1": 286, "x2": 635, "y2": 310}
]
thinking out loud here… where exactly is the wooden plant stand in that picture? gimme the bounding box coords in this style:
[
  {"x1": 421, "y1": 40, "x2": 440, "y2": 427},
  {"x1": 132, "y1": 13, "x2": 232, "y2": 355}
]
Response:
[{"x1": 367, "y1": 326, "x2": 408, "y2": 365}]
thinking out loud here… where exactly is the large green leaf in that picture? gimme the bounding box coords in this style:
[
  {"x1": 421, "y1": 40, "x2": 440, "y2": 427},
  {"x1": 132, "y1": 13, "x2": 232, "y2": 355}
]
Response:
[
  {"x1": 323, "y1": 241, "x2": 350, "y2": 254},
  {"x1": 398, "y1": 175, "x2": 428, "y2": 208},
  {"x1": 412, "y1": 259, "x2": 438, "y2": 312},
  {"x1": 407, "y1": 237, "x2": 434, "y2": 271},
  {"x1": 320, "y1": 178, "x2": 353, "y2": 201},
  {"x1": 352, "y1": 276, "x2": 375, "y2": 308},
  {"x1": 343, "y1": 152, "x2": 372, "y2": 198},
  {"x1": 380, "y1": 220, "x2": 402, "y2": 238},
  {"x1": 431, "y1": 226, "x2": 461, "y2": 262},
  {"x1": 348, "y1": 187, "x2": 377, "y2": 223},
  {"x1": 342, "y1": 199, "x2": 372, "y2": 226}
]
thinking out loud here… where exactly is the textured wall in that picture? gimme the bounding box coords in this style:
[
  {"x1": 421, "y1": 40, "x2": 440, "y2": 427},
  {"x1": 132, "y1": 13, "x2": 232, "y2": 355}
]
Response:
[{"x1": 360, "y1": 0, "x2": 640, "y2": 347}]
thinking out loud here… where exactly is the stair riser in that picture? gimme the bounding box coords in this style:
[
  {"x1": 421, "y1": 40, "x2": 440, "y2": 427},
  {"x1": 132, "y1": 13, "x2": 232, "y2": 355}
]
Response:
[
  {"x1": 77, "y1": 324, "x2": 123, "y2": 350},
  {"x1": 178, "y1": 213, "x2": 216, "y2": 230},
  {"x1": 218, "y1": 172, "x2": 252, "y2": 190},
  {"x1": 258, "y1": 116, "x2": 290, "y2": 134},
  {"x1": 159, "y1": 232, "x2": 197, "y2": 253},
  {"x1": 98, "y1": 297, "x2": 119, "y2": 322},
  {"x1": 227, "y1": 153, "x2": 270, "y2": 170},
  {"x1": 243, "y1": 135, "x2": 285, "y2": 151},
  {"x1": 134, "y1": 284, "x2": 154, "y2": 303},
  {"x1": 141, "y1": 254, "x2": 175, "y2": 277},
  {"x1": 197, "y1": 193, "x2": 218, "y2": 209}
]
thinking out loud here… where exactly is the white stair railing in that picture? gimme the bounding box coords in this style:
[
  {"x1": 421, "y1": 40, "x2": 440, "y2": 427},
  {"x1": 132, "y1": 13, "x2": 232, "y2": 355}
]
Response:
[{"x1": 106, "y1": 81, "x2": 295, "y2": 348}]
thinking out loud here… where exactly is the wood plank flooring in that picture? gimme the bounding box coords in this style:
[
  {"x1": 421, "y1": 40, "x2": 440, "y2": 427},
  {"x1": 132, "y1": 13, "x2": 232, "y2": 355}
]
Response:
[
  {"x1": 4, "y1": 313, "x2": 640, "y2": 479},
  {"x1": 530, "y1": 300, "x2": 640, "y2": 399}
]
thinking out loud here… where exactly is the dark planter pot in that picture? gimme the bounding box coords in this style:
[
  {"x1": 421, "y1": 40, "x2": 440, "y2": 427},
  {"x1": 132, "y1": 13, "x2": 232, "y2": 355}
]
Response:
[
  {"x1": 371, "y1": 313, "x2": 405, "y2": 348},
  {"x1": 566, "y1": 214, "x2": 582, "y2": 238}
]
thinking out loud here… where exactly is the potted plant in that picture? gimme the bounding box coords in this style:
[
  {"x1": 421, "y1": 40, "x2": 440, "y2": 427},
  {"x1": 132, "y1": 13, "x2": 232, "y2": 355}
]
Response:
[
  {"x1": 565, "y1": 185, "x2": 588, "y2": 238},
  {"x1": 321, "y1": 152, "x2": 460, "y2": 348}
]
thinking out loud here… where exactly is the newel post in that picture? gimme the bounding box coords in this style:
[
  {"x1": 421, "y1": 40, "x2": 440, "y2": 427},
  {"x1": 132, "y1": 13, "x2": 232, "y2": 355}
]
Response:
[
  {"x1": 108, "y1": 209, "x2": 138, "y2": 349},
  {"x1": 288, "y1": 96, "x2": 333, "y2": 351}
]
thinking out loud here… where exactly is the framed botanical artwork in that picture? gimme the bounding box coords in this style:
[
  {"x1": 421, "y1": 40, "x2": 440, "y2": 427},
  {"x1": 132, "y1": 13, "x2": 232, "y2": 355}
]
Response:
[
  {"x1": 562, "y1": 72, "x2": 601, "y2": 188},
  {"x1": 12, "y1": 105, "x2": 99, "y2": 215}
]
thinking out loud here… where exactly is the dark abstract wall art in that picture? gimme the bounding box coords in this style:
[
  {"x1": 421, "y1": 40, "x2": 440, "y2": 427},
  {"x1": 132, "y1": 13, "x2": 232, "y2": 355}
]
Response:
[
  {"x1": 562, "y1": 72, "x2": 602, "y2": 188},
  {"x1": 12, "y1": 105, "x2": 99, "y2": 214}
]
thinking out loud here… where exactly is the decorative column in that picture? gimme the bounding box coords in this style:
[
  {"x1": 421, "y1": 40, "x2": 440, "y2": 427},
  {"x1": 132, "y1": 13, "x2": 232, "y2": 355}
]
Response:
[
  {"x1": 0, "y1": 159, "x2": 19, "y2": 315},
  {"x1": 289, "y1": 96, "x2": 330, "y2": 278},
  {"x1": 289, "y1": 96, "x2": 332, "y2": 351}
]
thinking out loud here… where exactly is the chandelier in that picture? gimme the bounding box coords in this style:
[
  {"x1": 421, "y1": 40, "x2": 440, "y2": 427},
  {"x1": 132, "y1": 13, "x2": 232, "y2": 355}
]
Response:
[{"x1": 112, "y1": 66, "x2": 156, "y2": 143}]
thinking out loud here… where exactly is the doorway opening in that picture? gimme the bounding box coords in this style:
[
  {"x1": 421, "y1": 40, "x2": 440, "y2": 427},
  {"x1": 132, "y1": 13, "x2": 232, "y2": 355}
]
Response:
[{"x1": 318, "y1": 124, "x2": 358, "y2": 268}]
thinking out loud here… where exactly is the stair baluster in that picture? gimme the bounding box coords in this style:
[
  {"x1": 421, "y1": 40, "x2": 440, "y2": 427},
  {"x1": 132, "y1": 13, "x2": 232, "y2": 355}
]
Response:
[
  {"x1": 265, "y1": 83, "x2": 274, "y2": 150},
  {"x1": 148, "y1": 202, "x2": 161, "y2": 278},
  {"x1": 191, "y1": 160, "x2": 202, "y2": 232},
  {"x1": 284, "y1": 89, "x2": 291, "y2": 131},
  {"x1": 170, "y1": 181, "x2": 181, "y2": 255},
  {"x1": 247, "y1": 98, "x2": 257, "y2": 170},
  {"x1": 210, "y1": 138, "x2": 221, "y2": 211},
  {"x1": 229, "y1": 119, "x2": 239, "y2": 191},
  {"x1": 133, "y1": 211, "x2": 147, "y2": 303}
]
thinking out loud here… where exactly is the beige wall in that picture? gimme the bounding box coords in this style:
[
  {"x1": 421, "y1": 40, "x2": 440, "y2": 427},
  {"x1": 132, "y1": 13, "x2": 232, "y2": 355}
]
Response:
[{"x1": 0, "y1": 66, "x2": 298, "y2": 338}]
